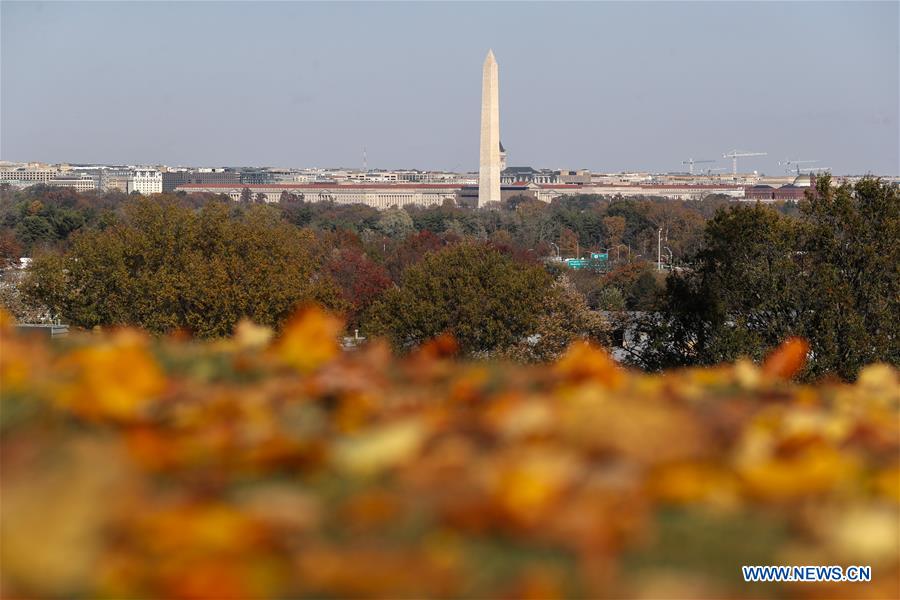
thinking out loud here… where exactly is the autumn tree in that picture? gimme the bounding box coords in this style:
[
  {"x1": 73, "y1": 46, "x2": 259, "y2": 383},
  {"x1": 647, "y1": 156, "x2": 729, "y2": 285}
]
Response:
[
  {"x1": 499, "y1": 275, "x2": 609, "y2": 362},
  {"x1": 559, "y1": 227, "x2": 579, "y2": 258},
  {"x1": 0, "y1": 229, "x2": 22, "y2": 268},
  {"x1": 494, "y1": 197, "x2": 554, "y2": 250},
  {"x1": 364, "y1": 243, "x2": 603, "y2": 357},
  {"x1": 383, "y1": 230, "x2": 446, "y2": 282},
  {"x1": 365, "y1": 244, "x2": 547, "y2": 354},
  {"x1": 23, "y1": 198, "x2": 341, "y2": 337},
  {"x1": 602, "y1": 215, "x2": 626, "y2": 248},
  {"x1": 326, "y1": 247, "x2": 392, "y2": 329}
]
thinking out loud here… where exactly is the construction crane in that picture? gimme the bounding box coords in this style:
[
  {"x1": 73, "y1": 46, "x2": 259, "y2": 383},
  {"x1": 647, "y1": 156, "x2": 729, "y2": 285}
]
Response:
[
  {"x1": 701, "y1": 167, "x2": 728, "y2": 175},
  {"x1": 778, "y1": 159, "x2": 818, "y2": 175},
  {"x1": 723, "y1": 150, "x2": 767, "y2": 176},
  {"x1": 681, "y1": 158, "x2": 715, "y2": 175}
]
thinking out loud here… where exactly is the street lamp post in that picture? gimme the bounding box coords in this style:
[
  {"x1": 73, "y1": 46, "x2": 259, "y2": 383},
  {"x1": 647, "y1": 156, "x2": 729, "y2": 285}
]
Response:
[{"x1": 657, "y1": 228, "x2": 668, "y2": 271}]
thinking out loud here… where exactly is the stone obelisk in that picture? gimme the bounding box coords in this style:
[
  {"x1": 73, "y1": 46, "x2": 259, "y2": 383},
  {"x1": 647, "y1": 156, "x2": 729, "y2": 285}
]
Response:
[{"x1": 478, "y1": 49, "x2": 501, "y2": 207}]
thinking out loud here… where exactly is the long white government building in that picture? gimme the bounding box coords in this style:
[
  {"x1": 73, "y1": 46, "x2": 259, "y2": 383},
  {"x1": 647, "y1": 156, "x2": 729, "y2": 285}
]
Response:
[
  {"x1": 173, "y1": 181, "x2": 746, "y2": 207},
  {"x1": 174, "y1": 183, "x2": 463, "y2": 209}
]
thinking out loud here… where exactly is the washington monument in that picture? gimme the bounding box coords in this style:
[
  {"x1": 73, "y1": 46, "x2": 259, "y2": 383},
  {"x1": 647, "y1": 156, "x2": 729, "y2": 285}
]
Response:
[{"x1": 478, "y1": 49, "x2": 501, "y2": 206}]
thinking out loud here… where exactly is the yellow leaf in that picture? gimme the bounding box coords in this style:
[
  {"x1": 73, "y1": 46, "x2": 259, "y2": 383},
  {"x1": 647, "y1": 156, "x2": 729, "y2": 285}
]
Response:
[
  {"x1": 738, "y1": 443, "x2": 859, "y2": 500},
  {"x1": 273, "y1": 306, "x2": 343, "y2": 372},
  {"x1": 55, "y1": 330, "x2": 164, "y2": 421},
  {"x1": 233, "y1": 319, "x2": 274, "y2": 349},
  {"x1": 332, "y1": 419, "x2": 426, "y2": 476},
  {"x1": 554, "y1": 341, "x2": 622, "y2": 387},
  {"x1": 0, "y1": 307, "x2": 15, "y2": 331}
]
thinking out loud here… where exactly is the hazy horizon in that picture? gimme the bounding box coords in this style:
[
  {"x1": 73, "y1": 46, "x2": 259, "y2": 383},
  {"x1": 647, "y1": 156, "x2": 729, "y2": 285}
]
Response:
[{"x1": 2, "y1": 1, "x2": 898, "y2": 175}]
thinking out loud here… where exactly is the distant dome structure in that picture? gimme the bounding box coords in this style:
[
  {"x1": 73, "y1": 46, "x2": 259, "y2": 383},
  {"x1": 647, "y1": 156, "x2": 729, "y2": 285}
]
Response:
[{"x1": 792, "y1": 174, "x2": 813, "y2": 188}]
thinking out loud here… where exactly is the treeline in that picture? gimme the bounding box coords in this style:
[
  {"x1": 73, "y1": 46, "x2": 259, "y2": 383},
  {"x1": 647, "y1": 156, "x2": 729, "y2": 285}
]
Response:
[
  {"x1": 1, "y1": 178, "x2": 896, "y2": 379},
  {"x1": 5, "y1": 192, "x2": 612, "y2": 360},
  {"x1": 634, "y1": 177, "x2": 899, "y2": 380},
  {"x1": 2, "y1": 184, "x2": 738, "y2": 261},
  {"x1": 1, "y1": 184, "x2": 730, "y2": 320}
]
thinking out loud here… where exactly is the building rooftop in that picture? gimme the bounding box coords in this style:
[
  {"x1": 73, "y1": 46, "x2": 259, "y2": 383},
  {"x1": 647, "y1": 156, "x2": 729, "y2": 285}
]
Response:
[{"x1": 175, "y1": 183, "x2": 466, "y2": 190}]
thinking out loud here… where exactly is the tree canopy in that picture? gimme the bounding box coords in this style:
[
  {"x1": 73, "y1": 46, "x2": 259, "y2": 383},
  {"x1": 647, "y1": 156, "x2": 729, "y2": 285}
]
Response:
[
  {"x1": 23, "y1": 198, "x2": 341, "y2": 337},
  {"x1": 365, "y1": 243, "x2": 606, "y2": 357},
  {"x1": 634, "y1": 177, "x2": 899, "y2": 380}
]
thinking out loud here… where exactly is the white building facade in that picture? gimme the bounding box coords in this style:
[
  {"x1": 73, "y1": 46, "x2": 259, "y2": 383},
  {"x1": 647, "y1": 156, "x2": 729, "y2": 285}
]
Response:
[
  {"x1": 174, "y1": 183, "x2": 460, "y2": 209},
  {"x1": 127, "y1": 169, "x2": 163, "y2": 195},
  {"x1": 46, "y1": 173, "x2": 98, "y2": 192}
]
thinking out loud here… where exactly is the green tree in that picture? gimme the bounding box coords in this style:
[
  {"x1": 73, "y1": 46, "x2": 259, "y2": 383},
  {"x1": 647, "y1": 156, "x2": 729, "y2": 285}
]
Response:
[
  {"x1": 800, "y1": 176, "x2": 899, "y2": 379},
  {"x1": 634, "y1": 204, "x2": 803, "y2": 369},
  {"x1": 593, "y1": 286, "x2": 626, "y2": 312},
  {"x1": 375, "y1": 207, "x2": 415, "y2": 239},
  {"x1": 601, "y1": 262, "x2": 664, "y2": 311},
  {"x1": 15, "y1": 216, "x2": 54, "y2": 249},
  {"x1": 499, "y1": 275, "x2": 609, "y2": 362},
  {"x1": 365, "y1": 243, "x2": 553, "y2": 355},
  {"x1": 634, "y1": 177, "x2": 899, "y2": 380}
]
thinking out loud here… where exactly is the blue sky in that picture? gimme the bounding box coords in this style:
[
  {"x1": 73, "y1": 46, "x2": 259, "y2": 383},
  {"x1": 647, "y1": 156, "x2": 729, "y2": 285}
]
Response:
[{"x1": 2, "y1": 1, "x2": 897, "y2": 174}]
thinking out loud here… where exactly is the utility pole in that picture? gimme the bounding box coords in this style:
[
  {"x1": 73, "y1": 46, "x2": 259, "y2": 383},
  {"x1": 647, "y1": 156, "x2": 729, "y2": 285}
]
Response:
[{"x1": 657, "y1": 228, "x2": 662, "y2": 271}]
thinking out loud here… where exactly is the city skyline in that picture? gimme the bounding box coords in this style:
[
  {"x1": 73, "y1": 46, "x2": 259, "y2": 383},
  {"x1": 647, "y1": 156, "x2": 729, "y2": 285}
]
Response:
[{"x1": 2, "y1": 2, "x2": 898, "y2": 175}]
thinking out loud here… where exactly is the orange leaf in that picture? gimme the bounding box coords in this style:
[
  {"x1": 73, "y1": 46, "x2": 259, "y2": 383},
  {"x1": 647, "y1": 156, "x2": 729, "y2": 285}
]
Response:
[
  {"x1": 55, "y1": 330, "x2": 164, "y2": 421},
  {"x1": 762, "y1": 337, "x2": 809, "y2": 379}
]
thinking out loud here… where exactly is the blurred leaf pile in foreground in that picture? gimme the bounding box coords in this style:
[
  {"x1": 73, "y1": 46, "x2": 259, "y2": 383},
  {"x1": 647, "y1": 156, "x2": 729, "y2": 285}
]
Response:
[{"x1": 1, "y1": 308, "x2": 898, "y2": 599}]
